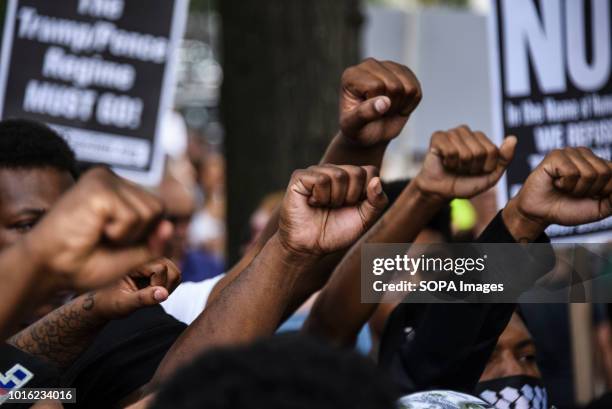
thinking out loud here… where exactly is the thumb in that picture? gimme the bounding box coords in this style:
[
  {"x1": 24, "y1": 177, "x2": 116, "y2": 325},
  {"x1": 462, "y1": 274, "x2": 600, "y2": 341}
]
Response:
[
  {"x1": 358, "y1": 177, "x2": 388, "y2": 227},
  {"x1": 341, "y1": 96, "x2": 391, "y2": 135},
  {"x1": 498, "y1": 135, "x2": 517, "y2": 166},
  {"x1": 484, "y1": 135, "x2": 517, "y2": 186},
  {"x1": 121, "y1": 286, "x2": 169, "y2": 315}
]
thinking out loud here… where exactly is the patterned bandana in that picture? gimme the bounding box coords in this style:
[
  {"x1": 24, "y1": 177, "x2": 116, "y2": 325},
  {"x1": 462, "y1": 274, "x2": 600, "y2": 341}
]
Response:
[{"x1": 475, "y1": 375, "x2": 549, "y2": 409}]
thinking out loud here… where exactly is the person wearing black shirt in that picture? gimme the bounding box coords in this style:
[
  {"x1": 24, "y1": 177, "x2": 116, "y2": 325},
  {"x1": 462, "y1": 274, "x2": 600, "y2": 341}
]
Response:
[{"x1": 379, "y1": 146, "x2": 612, "y2": 396}]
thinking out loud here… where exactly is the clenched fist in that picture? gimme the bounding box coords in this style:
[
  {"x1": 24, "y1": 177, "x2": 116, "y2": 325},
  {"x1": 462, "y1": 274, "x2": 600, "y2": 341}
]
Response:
[
  {"x1": 414, "y1": 125, "x2": 517, "y2": 200},
  {"x1": 24, "y1": 167, "x2": 172, "y2": 291},
  {"x1": 340, "y1": 58, "x2": 422, "y2": 146},
  {"x1": 278, "y1": 165, "x2": 388, "y2": 255},
  {"x1": 505, "y1": 147, "x2": 612, "y2": 238}
]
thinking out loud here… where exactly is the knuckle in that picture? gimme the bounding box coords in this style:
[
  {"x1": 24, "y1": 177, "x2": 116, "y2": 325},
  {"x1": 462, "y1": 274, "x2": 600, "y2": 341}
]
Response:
[
  {"x1": 387, "y1": 80, "x2": 403, "y2": 95},
  {"x1": 461, "y1": 153, "x2": 474, "y2": 163},
  {"x1": 332, "y1": 168, "x2": 348, "y2": 181},
  {"x1": 355, "y1": 166, "x2": 367, "y2": 180},
  {"x1": 431, "y1": 130, "x2": 447, "y2": 141},
  {"x1": 290, "y1": 169, "x2": 306, "y2": 181},
  {"x1": 369, "y1": 78, "x2": 385, "y2": 93},
  {"x1": 486, "y1": 145, "x2": 498, "y2": 156},
  {"x1": 548, "y1": 149, "x2": 563, "y2": 160},
  {"x1": 582, "y1": 171, "x2": 597, "y2": 181},
  {"x1": 414, "y1": 88, "x2": 423, "y2": 103},
  {"x1": 474, "y1": 150, "x2": 487, "y2": 161},
  {"x1": 341, "y1": 66, "x2": 358, "y2": 84},
  {"x1": 567, "y1": 168, "x2": 580, "y2": 178},
  {"x1": 446, "y1": 148, "x2": 458, "y2": 158},
  {"x1": 314, "y1": 173, "x2": 330, "y2": 185},
  {"x1": 361, "y1": 57, "x2": 379, "y2": 66},
  {"x1": 404, "y1": 84, "x2": 419, "y2": 98},
  {"x1": 362, "y1": 165, "x2": 379, "y2": 177}
]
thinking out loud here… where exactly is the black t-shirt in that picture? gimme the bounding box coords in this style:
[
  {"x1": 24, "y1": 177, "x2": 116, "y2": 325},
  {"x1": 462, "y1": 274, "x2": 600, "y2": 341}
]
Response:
[
  {"x1": 62, "y1": 305, "x2": 186, "y2": 409},
  {"x1": 0, "y1": 343, "x2": 60, "y2": 408},
  {"x1": 378, "y1": 211, "x2": 552, "y2": 394}
]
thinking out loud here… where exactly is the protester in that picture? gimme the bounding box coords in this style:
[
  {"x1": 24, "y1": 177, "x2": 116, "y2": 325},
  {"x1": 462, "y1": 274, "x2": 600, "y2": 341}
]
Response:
[
  {"x1": 1, "y1": 53, "x2": 612, "y2": 409},
  {"x1": 158, "y1": 173, "x2": 224, "y2": 282},
  {"x1": 0, "y1": 156, "x2": 172, "y2": 337},
  {"x1": 0, "y1": 120, "x2": 190, "y2": 408},
  {"x1": 374, "y1": 147, "x2": 612, "y2": 405},
  {"x1": 1, "y1": 58, "x2": 423, "y2": 408},
  {"x1": 476, "y1": 312, "x2": 547, "y2": 409},
  {"x1": 149, "y1": 334, "x2": 399, "y2": 409},
  {"x1": 303, "y1": 126, "x2": 517, "y2": 347}
]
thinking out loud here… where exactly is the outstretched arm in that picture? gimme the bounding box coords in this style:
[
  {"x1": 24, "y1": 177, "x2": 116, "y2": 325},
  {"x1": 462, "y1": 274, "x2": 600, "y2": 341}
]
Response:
[
  {"x1": 207, "y1": 58, "x2": 422, "y2": 307},
  {"x1": 380, "y1": 146, "x2": 612, "y2": 394},
  {"x1": 303, "y1": 126, "x2": 517, "y2": 347},
  {"x1": 150, "y1": 164, "x2": 388, "y2": 386}
]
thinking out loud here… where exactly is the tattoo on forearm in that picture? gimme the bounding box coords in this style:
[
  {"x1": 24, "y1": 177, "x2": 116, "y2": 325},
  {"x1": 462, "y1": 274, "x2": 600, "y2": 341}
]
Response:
[{"x1": 7, "y1": 293, "x2": 105, "y2": 369}]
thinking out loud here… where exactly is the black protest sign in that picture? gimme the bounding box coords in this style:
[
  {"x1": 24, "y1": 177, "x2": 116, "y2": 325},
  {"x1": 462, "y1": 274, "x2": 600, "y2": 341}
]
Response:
[
  {"x1": 489, "y1": 0, "x2": 612, "y2": 240},
  {"x1": 0, "y1": 0, "x2": 188, "y2": 185}
]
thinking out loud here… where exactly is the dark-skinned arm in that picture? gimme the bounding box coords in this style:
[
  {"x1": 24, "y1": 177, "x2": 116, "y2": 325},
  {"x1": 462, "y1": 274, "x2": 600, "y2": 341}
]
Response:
[
  {"x1": 8, "y1": 259, "x2": 180, "y2": 369},
  {"x1": 206, "y1": 58, "x2": 422, "y2": 308},
  {"x1": 381, "y1": 146, "x2": 612, "y2": 394},
  {"x1": 0, "y1": 168, "x2": 171, "y2": 339},
  {"x1": 150, "y1": 164, "x2": 388, "y2": 386},
  {"x1": 303, "y1": 126, "x2": 518, "y2": 347}
]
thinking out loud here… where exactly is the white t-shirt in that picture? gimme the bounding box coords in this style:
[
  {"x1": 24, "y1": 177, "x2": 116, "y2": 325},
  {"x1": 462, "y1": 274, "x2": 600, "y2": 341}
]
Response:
[{"x1": 161, "y1": 274, "x2": 224, "y2": 324}]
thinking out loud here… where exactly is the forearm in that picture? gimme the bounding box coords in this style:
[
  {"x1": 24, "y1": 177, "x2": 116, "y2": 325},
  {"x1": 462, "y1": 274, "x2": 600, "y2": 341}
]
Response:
[
  {"x1": 208, "y1": 132, "x2": 388, "y2": 307},
  {"x1": 0, "y1": 239, "x2": 58, "y2": 339},
  {"x1": 303, "y1": 183, "x2": 445, "y2": 346},
  {"x1": 320, "y1": 132, "x2": 388, "y2": 167},
  {"x1": 501, "y1": 197, "x2": 548, "y2": 242},
  {"x1": 151, "y1": 233, "x2": 318, "y2": 385},
  {"x1": 8, "y1": 292, "x2": 107, "y2": 369},
  {"x1": 206, "y1": 211, "x2": 280, "y2": 306}
]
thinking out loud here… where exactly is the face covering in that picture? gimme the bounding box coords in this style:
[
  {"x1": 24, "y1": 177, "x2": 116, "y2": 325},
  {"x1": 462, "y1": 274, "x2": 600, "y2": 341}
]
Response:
[{"x1": 475, "y1": 375, "x2": 548, "y2": 409}]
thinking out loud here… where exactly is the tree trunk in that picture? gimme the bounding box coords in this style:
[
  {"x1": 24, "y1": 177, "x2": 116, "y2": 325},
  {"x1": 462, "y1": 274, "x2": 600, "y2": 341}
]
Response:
[{"x1": 221, "y1": 0, "x2": 362, "y2": 264}]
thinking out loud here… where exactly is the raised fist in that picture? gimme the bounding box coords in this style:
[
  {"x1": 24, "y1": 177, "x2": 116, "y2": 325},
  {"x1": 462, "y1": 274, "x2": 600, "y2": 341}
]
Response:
[
  {"x1": 414, "y1": 125, "x2": 516, "y2": 200},
  {"x1": 340, "y1": 58, "x2": 422, "y2": 146},
  {"x1": 278, "y1": 165, "x2": 388, "y2": 255},
  {"x1": 508, "y1": 147, "x2": 612, "y2": 230},
  {"x1": 24, "y1": 167, "x2": 172, "y2": 290},
  {"x1": 92, "y1": 258, "x2": 182, "y2": 320}
]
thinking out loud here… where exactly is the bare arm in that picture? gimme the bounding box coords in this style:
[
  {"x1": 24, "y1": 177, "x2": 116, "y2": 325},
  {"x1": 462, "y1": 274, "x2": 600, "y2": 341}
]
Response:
[
  {"x1": 7, "y1": 259, "x2": 181, "y2": 369},
  {"x1": 8, "y1": 293, "x2": 104, "y2": 369},
  {"x1": 150, "y1": 165, "x2": 388, "y2": 386},
  {"x1": 303, "y1": 127, "x2": 518, "y2": 347},
  {"x1": 0, "y1": 168, "x2": 171, "y2": 339},
  {"x1": 0, "y1": 239, "x2": 57, "y2": 338},
  {"x1": 207, "y1": 58, "x2": 422, "y2": 307},
  {"x1": 302, "y1": 183, "x2": 443, "y2": 347}
]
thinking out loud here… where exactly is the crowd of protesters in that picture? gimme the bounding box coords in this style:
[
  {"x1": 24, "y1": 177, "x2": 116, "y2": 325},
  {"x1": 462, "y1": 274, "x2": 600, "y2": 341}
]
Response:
[{"x1": 1, "y1": 58, "x2": 612, "y2": 409}]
